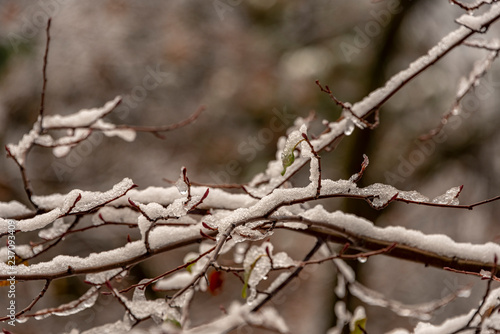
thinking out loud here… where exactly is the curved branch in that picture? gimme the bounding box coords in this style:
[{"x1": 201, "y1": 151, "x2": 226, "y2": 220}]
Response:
[
  {"x1": 247, "y1": 4, "x2": 500, "y2": 193},
  {"x1": 2, "y1": 199, "x2": 499, "y2": 282},
  {"x1": 278, "y1": 217, "x2": 499, "y2": 276}
]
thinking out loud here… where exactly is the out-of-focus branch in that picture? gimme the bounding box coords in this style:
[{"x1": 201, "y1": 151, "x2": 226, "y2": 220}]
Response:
[
  {"x1": 246, "y1": 4, "x2": 500, "y2": 194},
  {"x1": 39, "y1": 18, "x2": 51, "y2": 132},
  {"x1": 2, "y1": 188, "x2": 500, "y2": 282},
  {"x1": 0, "y1": 280, "x2": 51, "y2": 322},
  {"x1": 450, "y1": 0, "x2": 498, "y2": 11},
  {"x1": 351, "y1": 4, "x2": 500, "y2": 118},
  {"x1": 115, "y1": 105, "x2": 205, "y2": 139},
  {"x1": 420, "y1": 46, "x2": 500, "y2": 141}
]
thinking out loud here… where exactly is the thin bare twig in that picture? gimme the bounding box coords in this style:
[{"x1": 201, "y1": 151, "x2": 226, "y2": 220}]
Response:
[
  {"x1": 0, "y1": 279, "x2": 51, "y2": 322},
  {"x1": 24, "y1": 216, "x2": 81, "y2": 262},
  {"x1": 188, "y1": 188, "x2": 210, "y2": 212},
  {"x1": 300, "y1": 242, "x2": 396, "y2": 266},
  {"x1": 444, "y1": 267, "x2": 500, "y2": 282},
  {"x1": 420, "y1": 50, "x2": 499, "y2": 141},
  {"x1": 465, "y1": 256, "x2": 497, "y2": 328},
  {"x1": 316, "y1": 80, "x2": 379, "y2": 129},
  {"x1": 115, "y1": 105, "x2": 205, "y2": 138},
  {"x1": 118, "y1": 245, "x2": 218, "y2": 293},
  {"x1": 105, "y1": 281, "x2": 140, "y2": 323},
  {"x1": 349, "y1": 154, "x2": 370, "y2": 183},
  {"x1": 450, "y1": 0, "x2": 498, "y2": 11},
  {"x1": 251, "y1": 238, "x2": 324, "y2": 312},
  {"x1": 39, "y1": 18, "x2": 51, "y2": 132},
  {"x1": 4, "y1": 146, "x2": 38, "y2": 210}
]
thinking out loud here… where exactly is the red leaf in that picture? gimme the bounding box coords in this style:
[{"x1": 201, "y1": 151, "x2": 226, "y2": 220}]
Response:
[{"x1": 208, "y1": 270, "x2": 224, "y2": 295}]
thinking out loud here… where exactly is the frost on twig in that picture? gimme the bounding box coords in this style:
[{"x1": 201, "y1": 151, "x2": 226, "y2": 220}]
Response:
[
  {"x1": 280, "y1": 131, "x2": 304, "y2": 176},
  {"x1": 420, "y1": 46, "x2": 499, "y2": 141},
  {"x1": 450, "y1": 0, "x2": 498, "y2": 11},
  {"x1": 0, "y1": 178, "x2": 136, "y2": 234},
  {"x1": 6, "y1": 96, "x2": 122, "y2": 166},
  {"x1": 241, "y1": 242, "x2": 295, "y2": 302},
  {"x1": 349, "y1": 154, "x2": 369, "y2": 183}
]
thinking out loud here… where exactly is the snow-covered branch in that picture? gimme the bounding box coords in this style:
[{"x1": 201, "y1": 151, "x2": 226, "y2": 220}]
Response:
[{"x1": 3, "y1": 2, "x2": 500, "y2": 333}]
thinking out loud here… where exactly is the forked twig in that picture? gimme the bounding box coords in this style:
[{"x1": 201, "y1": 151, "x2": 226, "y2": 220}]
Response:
[
  {"x1": 251, "y1": 238, "x2": 324, "y2": 312},
  {"x1": 39, "y1": 18, "x2": 51, "y2": 132}
]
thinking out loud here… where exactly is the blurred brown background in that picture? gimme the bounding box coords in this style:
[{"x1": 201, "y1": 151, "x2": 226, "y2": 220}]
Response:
[{"x1": 1, "y1": 0, "x2": 500, "y2": 333}]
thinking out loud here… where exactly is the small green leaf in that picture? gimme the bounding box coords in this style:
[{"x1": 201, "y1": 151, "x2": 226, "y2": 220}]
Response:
[
  {"x1": 350, "y1": 317, "x2": 367, "y2": 334},
  {"x1": 165, "y1": 318, "x2": 182, "y2": 328},
  {"x1": 241, "y1": 275, "x2": 249, "y2": 299},
  {"x1": 281, "y1": 152, "x2": 295, "y2": 176},
  {"x1": 281, "y1": 138, "x2": 305, "y2": 176},
  {"x1": 186, "y1": 258, "x2": 196, "y2": 273},
  {"x1": 241, "y1": 254, "x2": 265, "y2": 299}
]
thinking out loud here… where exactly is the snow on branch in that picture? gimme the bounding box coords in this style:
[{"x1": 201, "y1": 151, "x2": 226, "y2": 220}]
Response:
[
  {"x1": 4, "y1": 94, "x2": 203, "y2": 210},
  {"x1": 241, "y1": 4, "x2": 500, "y2": 198},
  {"x1": 450, "y1": 0, "x2": 499, "y2": 12},
  {"x1": 351, "y1": 3, "x2": 500, "y2": 118},
  {"x1": 421, "y1": 40, "x2": 500, "y2": 141},
  {"x1": 0, "y1": 178, "x2": 136, "y2": 234},
  {"x1": 3, "y1": 3, "x2": 500, "y2": 333},
  {"x1": 0, "y1": 177, "x2": 497, "y2": 281}
]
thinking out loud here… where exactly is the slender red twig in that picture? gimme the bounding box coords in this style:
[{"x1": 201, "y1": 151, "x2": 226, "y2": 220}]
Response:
[
  {"x1": 39, "y1": 18, "x2": 51, "y2": 132},
  {"x1": 0, "y1": 280, "x2": 51, "y2": 322}
]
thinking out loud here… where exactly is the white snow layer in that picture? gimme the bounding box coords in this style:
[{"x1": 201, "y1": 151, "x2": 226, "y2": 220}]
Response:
[
  {"x1": 0, "y1": 200, "x2": 32, "y2": 217},
  {"x1": 5, "y1": 96, "x2": 136, "y2": 164},
  {"x1": 243, "y1": 242, "x2": 295, "y2": 302},
  {"x1": 0, "y1": 220, "x2": 206, "y2": 278},
  {"x1": 6, "y1": 126, "x2": 40, "y2": 165},
  {"x1": 183, "y1": 302, "x2": 289, "y2": 334},
  {"x1": 245, "y1": 4, "x2": 500, "y2": 197},
  {"x1": 0, "y1": 174, "x2": 493, "y2": 280},
  {"x1": 155, "y1": 250, "x2": 210, "y2": 291},
  {"x1": 32, "y1": 177, "x2": 135, "y2": 212},
  {"x1": 0, "y1": 178, "x2": 136, "y2": 234},
  {"x1": 42, "y1": 96, "x2": 121, "y2": 128},
  {"x1": 35, "y1": 287, "x2": 99, "y2": 319},
  {"x1": 411, "y1": 286, "x2": 500, "y2": 333},
  {"x1": 113, "y1": 185, "x2": 256, "y2": 211},
  {"x1": 300, "y1": 205, "x2": 500, "y2": 264}
]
